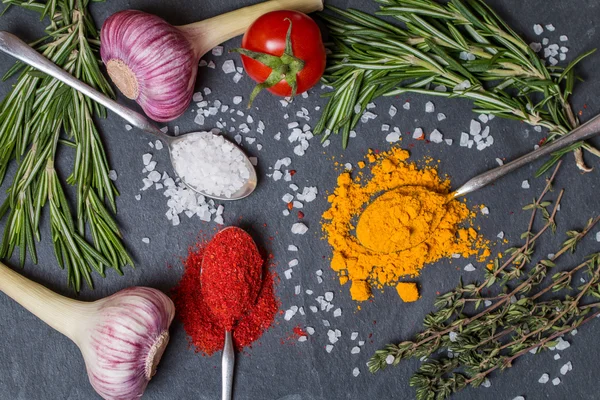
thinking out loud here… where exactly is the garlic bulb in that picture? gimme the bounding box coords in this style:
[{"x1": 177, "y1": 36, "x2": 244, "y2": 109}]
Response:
[
  {"x1": 101, "y1": 10, "x2": 197, "y2": 122},
  {"x1": 0, "y1": 262, "x2": 175, "y2": 400},
  {"x1": 100, "y1": 0, "x2": 324, "y2": 122},
  {"x1": 78, "y1": 287, "x2": 175, "y2": 399}
]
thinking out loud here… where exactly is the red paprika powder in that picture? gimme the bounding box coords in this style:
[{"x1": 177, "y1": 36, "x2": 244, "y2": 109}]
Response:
[{"x1": 172, "y1": 227, "x2": 279, "y2": 355}]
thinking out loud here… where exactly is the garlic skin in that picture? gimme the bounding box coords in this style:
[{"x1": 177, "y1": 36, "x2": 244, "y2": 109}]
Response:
[
  {"x1": 76, "y1": 287, "x2": 175, "y2": 400},
  {"x1": 100, "y1": 10, "x2": 197, "y2": 122}
]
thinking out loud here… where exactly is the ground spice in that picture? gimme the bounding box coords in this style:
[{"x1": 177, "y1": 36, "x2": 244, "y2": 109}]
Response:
[
  {"x1": 396, "y1": 282, "x2": 420, "y2": 302},
  {"x1": 172, "y1": 229, "x2": 279, "y2": 355},
  {"x1": 201, "y1": 228, "x2": 263, "y2": 330},
  {"x1": 322, "y1": 147, "x2": 488, "y2": 302}
]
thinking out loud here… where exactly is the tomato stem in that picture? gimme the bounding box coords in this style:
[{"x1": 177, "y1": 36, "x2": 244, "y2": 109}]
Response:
[{"x1": 231, "y1": 18, "x2": 305, "y2": 108}]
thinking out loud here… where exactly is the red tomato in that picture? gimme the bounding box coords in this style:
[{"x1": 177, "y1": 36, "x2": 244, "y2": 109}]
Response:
[{"x1": 240, "y1": 10, "x2": 326, "y2": 97}]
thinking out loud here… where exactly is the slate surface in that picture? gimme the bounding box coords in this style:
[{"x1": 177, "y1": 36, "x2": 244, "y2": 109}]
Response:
[{"x1": 0, "y1": 0, "x2": 599, "y2": 399}]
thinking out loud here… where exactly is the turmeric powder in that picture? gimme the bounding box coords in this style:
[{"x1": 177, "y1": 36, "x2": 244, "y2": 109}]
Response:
[{"x1": 322, "y1": 147, "x2": 488, "y2": 302}]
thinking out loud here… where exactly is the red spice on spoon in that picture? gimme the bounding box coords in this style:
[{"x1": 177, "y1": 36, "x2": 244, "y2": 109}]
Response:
[{"x1": 173, "y1": 228, "x2": 278, "y2": 355}]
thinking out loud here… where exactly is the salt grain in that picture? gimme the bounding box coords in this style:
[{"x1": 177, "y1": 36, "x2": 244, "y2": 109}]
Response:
[
  {"x1": 522, "y1": 180, "x2": 530, "y2": 189},
  {"x1": 412, "y1": 127, "x2": 424, "y2": 139},
  {"x1": 437, "y1": 113, "x2": 446, "y2": 121},
  {"x1": 429, "y1": 129, "x2": 443, "y2": 143},
  {"x1": 142, "y1": 238, "x2": 150, "y2": 244},
  {"x1": 539, "y1": 373, "x2": 549, "y2": 384},
  {"x1": 222, "y1": 60, "x2": 235, "y2": 74},
  {"x1": 560, "y1": 361, "x2": 572, "y2": 375},
  {"x1": 351, "y1": 347, "x2": 360, "y2": 355},
  {"x1": 352, "y1": 368, "x2": 360, "y2": 377},
  {"x1": 464, "y1": 263, "x2": 476, "y2": 272},
  {"x1": 403, "y1": 102, "x2": 410, "y2": 110},
  {"x1": 326, "y1": 345, "x2": 333, "y2": 353},
  {"x1": 533, "y1": 24, "x2": 544, "y2": 35},
  {"x1": 389, "y1": 105, "x2": 397, "y2": 117},
  {"x1": 108, "y1": 170, "x2": 117, "y2": 181},
  {"x1": 425, "y1": 101, "x2": 435, "y2": 113},
  {"x1": 291, "y1": 223, "x2": 308, "y2": 235},
  {"x1": 552, "y1": 377, "x2": 561, "y2": 386}
]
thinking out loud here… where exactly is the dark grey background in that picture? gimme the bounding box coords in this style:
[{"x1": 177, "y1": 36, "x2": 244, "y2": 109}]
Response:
[{"x1": 0, "y1": 0, "x2": 599, "y2": 399}]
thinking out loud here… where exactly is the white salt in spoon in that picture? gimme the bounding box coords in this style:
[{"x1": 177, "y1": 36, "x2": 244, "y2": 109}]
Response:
[{"x1": 0, "y1": 31, "x2": 257, "y2": 201}]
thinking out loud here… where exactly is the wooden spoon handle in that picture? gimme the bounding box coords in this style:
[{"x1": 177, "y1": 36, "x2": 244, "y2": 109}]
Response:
[{"x1": 178, "y1": 0, "x2": 324, "y2": 58}]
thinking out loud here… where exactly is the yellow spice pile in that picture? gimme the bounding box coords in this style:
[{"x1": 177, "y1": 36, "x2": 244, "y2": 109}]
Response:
[{"x1": 322, "y1": 147, "x2": 489, "y2": 302}]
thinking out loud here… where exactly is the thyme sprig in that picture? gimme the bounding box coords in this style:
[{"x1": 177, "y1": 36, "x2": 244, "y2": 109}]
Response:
[
  {"x1": 0, "y1": 0, "x2": 132, "y2": 290},
  {"x1": 368, "y1": 163, "x2": 600, "y2": 399},
  {"x1": 316, "y1": 0, "x2": 599, "y2": 173}
]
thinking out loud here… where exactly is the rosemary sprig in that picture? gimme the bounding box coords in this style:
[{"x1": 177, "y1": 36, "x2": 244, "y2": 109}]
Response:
[
  {"x1": 0, "y1": 0, "x2": 132, "y2": 290},
  {"x1": 368, "y1": 163, "x2": 600, "y2": 399},
  {"x1": 316, "y1": 0, "x2": 600, "y2": 173}
]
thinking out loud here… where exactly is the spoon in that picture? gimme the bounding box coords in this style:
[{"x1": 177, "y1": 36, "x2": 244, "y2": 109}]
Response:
[
  {"x1": 0, "y1": 31, "x2": 257, "y2": 201},
  {"x1": 358, "y1": 111, "x2": 600, "y2": 253},
  {"x1": 201, "y1": 227, "x2": 262, "y2": 400}
]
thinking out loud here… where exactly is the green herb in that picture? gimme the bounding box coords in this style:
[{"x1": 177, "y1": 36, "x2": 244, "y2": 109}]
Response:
[
  {"x1": 0, "y1": 0, "x2": 132, "y2": 290},
  {"x1": 316, "y1": 0, "x2": 600, "y2": 173},
  {"x1": 368, "y1": 161, "x2": 600, "y2": 399}
]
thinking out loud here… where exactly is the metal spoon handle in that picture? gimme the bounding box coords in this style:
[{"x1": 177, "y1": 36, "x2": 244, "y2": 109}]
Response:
[
  {"x1": 222, "y1": 331, "x2": 235, "y2": 400},
  {"x1": 0, "y1": 31, "x2": 166, "y2": 140},
  {"x1": 453, "y1": 113, "x2": 600, "y2": 198}
]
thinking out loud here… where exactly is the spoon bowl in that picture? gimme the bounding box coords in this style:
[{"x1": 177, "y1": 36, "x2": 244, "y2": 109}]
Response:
[{"x1": 0, "y1": 31, "x2": 257, "y2": 201}]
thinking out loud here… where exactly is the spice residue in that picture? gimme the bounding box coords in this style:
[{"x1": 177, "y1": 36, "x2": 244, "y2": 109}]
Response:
[
  {"x1": 172, "y1": 231, "x2": 279, "y2": 355},
  {"x1": 322, "y1": 147, "x2": 488, "y2": 302}
]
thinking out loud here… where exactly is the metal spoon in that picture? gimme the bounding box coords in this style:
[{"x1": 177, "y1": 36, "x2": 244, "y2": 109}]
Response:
[
  {"x1": 201, "y1": 227, "x2": 262, "y2": 400},
  {"x1": 0, "y1": 31, "x2": 257, "y2": 201},
  {"x1": 358, "y1": 112, "x2": 600, "y2": 253}
]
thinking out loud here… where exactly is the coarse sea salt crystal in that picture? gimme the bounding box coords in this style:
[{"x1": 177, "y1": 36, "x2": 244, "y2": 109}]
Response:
[
  {"x1": 288, "y1": 245, "x2": 298, "y2": 251},
  {"x1": 326, "y1": 345, "x2": 334, "y2": 353},
  {"x1": 212, "y1": 46, "x2": 223, "y2": 56},
  {"x1": 289, "y1": 259, "x2": 299, "y2": 267},
  {"x1": 403, "y1": 102, "x2": 410, "y2": 110},
  {"x1": 352, "y1": 368, "x2": 360, "y2": 377},
  {"x1": 470, "y1": 120, "x2": 482, "y2": 136},
  {"x1": 385, "y1": 355, "x2": 395, "y2": 365},
  {"x1": 560, "y1": 362, "x2": 573, "y2": 375},
  {"x1": 142, "y1": 153, "x2": 152, "y2": 166},
  {"x1": 142, "y1": 237, "x2": 150, "y2": 244},
  {"x1": 222, "y1": 60, "x2": 235, "y2": 74},
  {"x1": 386, "y1": 131, "x2": 401, "y2": 143},
  {"x1": 125, "y1": 124, "x2": 132, "y2": 131},
  {"x1": 482, "y1": 379, "x2": 491, "y2": 388},
  {"x1": 481, "y1": 206, "x2": 489, "y2": 215},
  {"x1": 437, "y1": 113, "x2": 446, "y2": 121},
  {"x1": 412, "y1": 127, "x2": 424, "y2": 139},
  {"x1": 512, "y1": 397, "x2": 524, "y2": 400},
  {"x1": 389, "y1": 105, "x2": 397, "y2": 117},
  {"x1": 522, "y1": 180, "x2": 530, "y2": 189},
  {"x1": 464, "y1": 263, "x2": 476, "y2": 272},
  {"x1": 108, "y1": 170, "x2": 117, "y2": 181},
  {"x1": 460, "y1": 132, "x2": 469, "y2": 147},
  {"x1": 425, "y1": 101, "x2": 435, "y2": 113},
  {"x1": 530, "y1": 42, "x2": 542, "y2": 52},
  {"x1": 430, "y1": 129, "x2": 443, "y2": 143},
  {"x1": 546, "y1": 24, "x2": 555, "y2": 31},
  {"x1": 552, "y1": 377, "x2": 561, "y2": 386},
  {"x1": 539, "y1": 373, "x2": 550, "y2": 384},
  {"x1": 351, "y1": 347, "x2": 360, "y2": 355},
  {"x1": 533, "y1": 24, "x2": 544, "y2": 35},
  {"x1": 291, "y1": 223, "x2": 308, "y2": 235}
]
